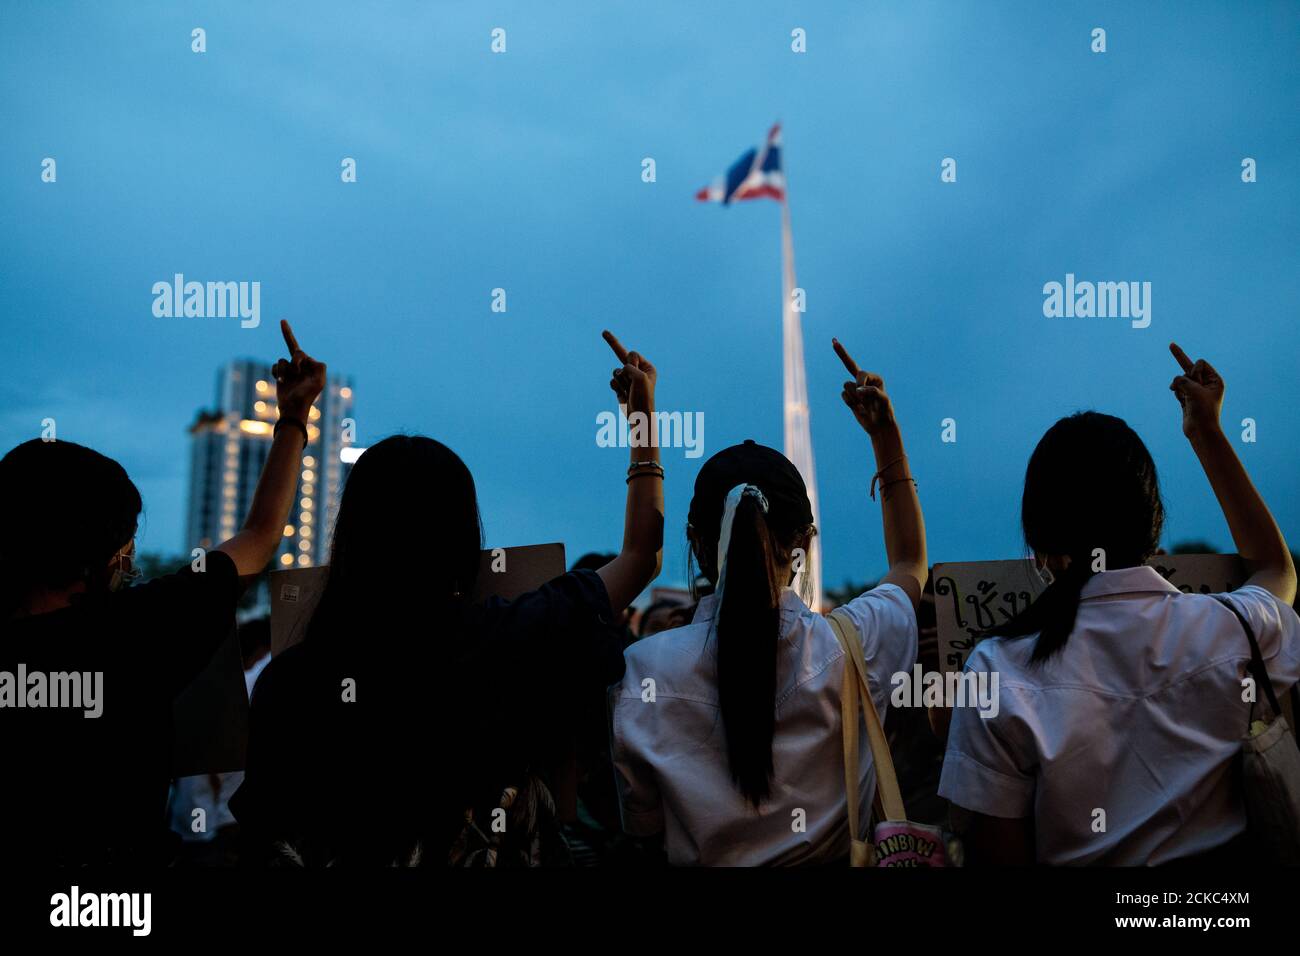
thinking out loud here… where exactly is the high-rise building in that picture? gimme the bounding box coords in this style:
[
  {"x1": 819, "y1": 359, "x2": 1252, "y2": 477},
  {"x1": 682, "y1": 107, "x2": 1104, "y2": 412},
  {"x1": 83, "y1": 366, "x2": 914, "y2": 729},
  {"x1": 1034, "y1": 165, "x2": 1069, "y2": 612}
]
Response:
[{"x1": 185, "y1": 360, "x2": 356, "y2": 569}]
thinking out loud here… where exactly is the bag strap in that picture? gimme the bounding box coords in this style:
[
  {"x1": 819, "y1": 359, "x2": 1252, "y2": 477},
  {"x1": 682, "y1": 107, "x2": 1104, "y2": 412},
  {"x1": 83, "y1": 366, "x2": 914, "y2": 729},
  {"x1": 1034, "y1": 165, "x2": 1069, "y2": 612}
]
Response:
[
  {"x1": 1213, "y1": 595, "x2": 1282, "y2": 720},
  {"x1": 832, "y1": 613, "x2": 871, "y2": 866},
  {"x1": 827, "y1": 610, "x2": 908, "y2": 831}
]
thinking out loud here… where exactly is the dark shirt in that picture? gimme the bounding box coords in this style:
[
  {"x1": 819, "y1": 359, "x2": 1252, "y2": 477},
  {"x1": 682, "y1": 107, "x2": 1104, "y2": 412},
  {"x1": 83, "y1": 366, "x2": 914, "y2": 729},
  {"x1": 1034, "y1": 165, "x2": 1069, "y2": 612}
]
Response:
[
  {"x1": 0, "y1": 550, "x2": 240, "y2": 866},
  {"x1": 230, "y1": 568, "x2": 625, "y2": 865}
]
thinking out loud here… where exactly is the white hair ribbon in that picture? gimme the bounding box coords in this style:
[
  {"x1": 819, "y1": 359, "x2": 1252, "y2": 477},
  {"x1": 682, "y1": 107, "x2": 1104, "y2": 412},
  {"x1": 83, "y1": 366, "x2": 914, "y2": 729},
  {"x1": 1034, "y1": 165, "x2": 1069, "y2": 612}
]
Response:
[{"x1": 714, "y1": 483, "x2": 769, "y2": 608}]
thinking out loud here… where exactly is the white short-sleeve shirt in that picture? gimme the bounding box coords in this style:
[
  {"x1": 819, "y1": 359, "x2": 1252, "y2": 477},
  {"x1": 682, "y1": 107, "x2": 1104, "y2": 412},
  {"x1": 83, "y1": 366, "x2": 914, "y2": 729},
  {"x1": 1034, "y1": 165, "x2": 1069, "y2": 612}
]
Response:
[
  {"x1": 610, "y1": 583, "x2": 918, "y2": 866},
  {"x1": 938, "y1": 565, "x2": 1300, "y2": 865}
]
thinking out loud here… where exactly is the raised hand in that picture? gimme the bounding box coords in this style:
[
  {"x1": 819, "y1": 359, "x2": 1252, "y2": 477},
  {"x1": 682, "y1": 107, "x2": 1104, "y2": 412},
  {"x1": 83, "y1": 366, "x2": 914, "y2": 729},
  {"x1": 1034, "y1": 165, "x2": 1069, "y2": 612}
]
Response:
[
  {"x1": 603, "y1": 329, "x2": 656, "y2": 415},
  {"x1": 833, "y1": 338, "x2": 895, "y2": 437},
  {"x1": 597, "y1": 329, "x2": 664, "y2": 611},
  {"x1": 273, "y1": 320, "x2": 327, "y2": 421},
  {"x1": 1169, "y1": 342, "x2": 1224, "y2": 439},
  {"x1": 216, "y1": 320, "x2": 328, "y2": 576}
]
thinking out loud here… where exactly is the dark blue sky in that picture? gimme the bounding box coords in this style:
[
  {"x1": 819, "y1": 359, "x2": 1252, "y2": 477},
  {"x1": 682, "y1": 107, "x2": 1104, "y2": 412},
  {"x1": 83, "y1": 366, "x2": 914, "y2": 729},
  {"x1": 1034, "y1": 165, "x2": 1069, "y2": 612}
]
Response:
[{"x1": 3, "y1": 1, "x2": 1297, "y2": 591}]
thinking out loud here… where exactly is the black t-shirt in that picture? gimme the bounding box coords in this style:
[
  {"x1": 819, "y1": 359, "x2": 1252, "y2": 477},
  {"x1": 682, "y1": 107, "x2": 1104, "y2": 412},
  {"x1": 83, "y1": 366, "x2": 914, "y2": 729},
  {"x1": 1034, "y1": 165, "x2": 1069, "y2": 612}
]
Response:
[
  {"x1": 230, "y1": 568, "x2": 626, "y2": 865},
  {"x1": 0, "y1": 550, "x2": 240, "y2": 866}
]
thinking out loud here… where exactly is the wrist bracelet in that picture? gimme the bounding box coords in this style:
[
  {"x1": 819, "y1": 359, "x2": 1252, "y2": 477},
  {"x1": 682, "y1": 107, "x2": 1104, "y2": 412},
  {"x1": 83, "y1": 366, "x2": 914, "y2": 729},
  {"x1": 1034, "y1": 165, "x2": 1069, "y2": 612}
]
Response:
[
  {"x1": 874, "y1": 476, "x2": 917, "y2": 501},
  {"x1": 626, "y1": 462, "x2": 664, "y2": 484},
  {"x1": 275, "y1": 416, "x2": 309, "y2": 447},
  {"x1": 869, "y1": 454, "x2": 909, "y2": 500}
]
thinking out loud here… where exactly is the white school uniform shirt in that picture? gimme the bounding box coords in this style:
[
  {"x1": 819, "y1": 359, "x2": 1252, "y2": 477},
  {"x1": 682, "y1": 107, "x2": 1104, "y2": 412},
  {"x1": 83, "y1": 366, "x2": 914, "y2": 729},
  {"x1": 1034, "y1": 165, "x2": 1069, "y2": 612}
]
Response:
[
  {"x1": 610, "y1": 583, "x2": 917, "y2": 866},
  {"x1": 939, "y1": 566, "x2": 1300, "y2": 865}
]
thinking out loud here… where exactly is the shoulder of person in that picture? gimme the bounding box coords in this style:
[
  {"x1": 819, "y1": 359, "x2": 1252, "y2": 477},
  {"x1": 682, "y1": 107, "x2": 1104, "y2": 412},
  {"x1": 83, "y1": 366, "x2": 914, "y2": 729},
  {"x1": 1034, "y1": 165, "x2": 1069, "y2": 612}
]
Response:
[
  {"x1": 124, "y1": 549, "x2": 239, "y2": 603},
  {"x1": 482, "y1": 568, "x2": 612, "y2": 623},
  {"x1": 846, "y1": 580, "x2": 910, "y2": 606},
  {"x1": 834, "y1": 581, "x2": 916, "y2": 625},
  {"x1": 1218, "y1": 583, "x2": 1297, "y2": 616},
  {"x1": 966, "y1": 632, "x2": 1034, "y2": 676},
  {"x1": 617, "y1": 620, "x2": 709, "y2": 692},
  {"x1": 175, "y1": 548, "x2": 238, "y2": 581},
  {"x1": 248, "y1": 641, "x2": 311, "y2": 708}
]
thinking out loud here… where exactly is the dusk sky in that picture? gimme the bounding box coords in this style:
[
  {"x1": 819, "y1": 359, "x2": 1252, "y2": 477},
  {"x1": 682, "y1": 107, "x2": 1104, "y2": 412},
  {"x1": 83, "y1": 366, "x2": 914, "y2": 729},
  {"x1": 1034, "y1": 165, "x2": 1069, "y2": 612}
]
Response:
[{"x1": 3, "y1": 1, "x2": 1297, "y2": 592}]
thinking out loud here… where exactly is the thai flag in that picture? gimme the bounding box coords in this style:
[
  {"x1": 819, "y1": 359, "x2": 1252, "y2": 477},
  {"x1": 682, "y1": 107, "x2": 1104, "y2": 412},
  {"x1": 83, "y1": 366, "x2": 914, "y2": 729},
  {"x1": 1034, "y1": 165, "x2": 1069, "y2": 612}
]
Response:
[{"x1": 695, "y1": 124, "x2": 786, "y2": 204}]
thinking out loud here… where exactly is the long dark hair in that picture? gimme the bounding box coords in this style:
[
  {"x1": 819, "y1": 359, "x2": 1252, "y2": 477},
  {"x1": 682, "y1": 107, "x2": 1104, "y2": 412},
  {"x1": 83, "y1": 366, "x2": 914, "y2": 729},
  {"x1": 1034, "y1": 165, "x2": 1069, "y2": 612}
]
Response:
[
  {"x1": 0, "y1": 439, "x2": 141, "y2": 619},
  {"x1": 995, "y1": 412, "x2": 1164, "y2": 662},
  {"x1": 687, "y1": 442, "x2": 814, "y2": 807},
  {"x1": 305, "y1": 435, "x2": 482, "y2": 653}
]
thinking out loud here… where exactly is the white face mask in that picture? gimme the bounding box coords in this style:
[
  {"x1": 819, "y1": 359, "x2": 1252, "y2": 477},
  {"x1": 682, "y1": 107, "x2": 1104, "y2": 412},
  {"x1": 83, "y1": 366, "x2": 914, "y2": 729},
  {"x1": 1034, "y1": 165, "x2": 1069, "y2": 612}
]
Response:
[{"x1": 107, "y1": 542, "x2": 141, "y2": 592}]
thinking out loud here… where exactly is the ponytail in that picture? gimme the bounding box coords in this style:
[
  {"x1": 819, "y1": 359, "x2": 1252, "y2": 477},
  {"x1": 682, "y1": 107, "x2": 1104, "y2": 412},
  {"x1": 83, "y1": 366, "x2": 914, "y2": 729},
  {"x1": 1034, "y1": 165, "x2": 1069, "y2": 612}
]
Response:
[
  {"x1": 998, "y1": 411, "x2": 1165, "y2": 664},
  {"x1": 687, "y1": 443, "x2": 816, "y2": 808},
  {"x1": 716, "y1": 489, "x2": 780, "y2": 808},
  {"x1": 994, "y1": 553, "x2": 1095, "y2": 663}
]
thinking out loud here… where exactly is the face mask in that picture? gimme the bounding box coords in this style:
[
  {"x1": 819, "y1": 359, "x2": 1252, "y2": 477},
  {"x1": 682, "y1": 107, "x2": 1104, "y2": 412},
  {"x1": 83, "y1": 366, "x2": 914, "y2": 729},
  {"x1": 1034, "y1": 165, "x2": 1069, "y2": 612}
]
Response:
[{"x1": 107, "y1": 545, "x2": 142, "y2": 592}]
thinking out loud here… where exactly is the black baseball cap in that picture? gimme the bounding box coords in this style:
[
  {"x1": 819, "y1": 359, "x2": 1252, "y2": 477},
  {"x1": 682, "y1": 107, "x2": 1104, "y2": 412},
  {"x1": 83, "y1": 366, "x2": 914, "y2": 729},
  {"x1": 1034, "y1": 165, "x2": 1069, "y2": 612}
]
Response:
[{"x1": 687, "y1": 440, "x2": 813, "y2": 536}]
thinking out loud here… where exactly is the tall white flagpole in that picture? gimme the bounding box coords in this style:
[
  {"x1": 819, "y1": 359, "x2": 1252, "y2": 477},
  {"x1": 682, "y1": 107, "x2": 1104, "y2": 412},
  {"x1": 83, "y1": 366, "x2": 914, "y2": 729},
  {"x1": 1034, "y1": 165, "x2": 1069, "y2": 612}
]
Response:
[{"x1": 780, "y1": 196, "x2": 823, "y2": 611}]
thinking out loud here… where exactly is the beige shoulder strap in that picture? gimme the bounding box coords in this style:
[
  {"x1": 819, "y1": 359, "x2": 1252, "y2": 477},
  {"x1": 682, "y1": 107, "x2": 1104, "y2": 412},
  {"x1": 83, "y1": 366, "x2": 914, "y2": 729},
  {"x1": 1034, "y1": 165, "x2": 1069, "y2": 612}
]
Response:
[
  {"x1": 827, "y1": 609, "x2": 907, "y2": 847},
  {"x1": 830, "y1": 608, "x2": 872, "y2": 867}
]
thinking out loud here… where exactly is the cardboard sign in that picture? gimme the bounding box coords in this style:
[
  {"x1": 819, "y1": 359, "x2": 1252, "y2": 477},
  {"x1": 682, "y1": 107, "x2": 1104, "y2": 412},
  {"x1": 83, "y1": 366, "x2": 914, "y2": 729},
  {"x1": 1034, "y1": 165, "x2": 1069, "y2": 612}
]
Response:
[
  {"x1": 269, "y1": 542, "x2": 567, "y2": 656},
  {"x1": 171, "y1": 627, "x2": 249, "y2": 776},
  {"x1": 933, "y1": 554, "x2": 1247, "y2": 673}
]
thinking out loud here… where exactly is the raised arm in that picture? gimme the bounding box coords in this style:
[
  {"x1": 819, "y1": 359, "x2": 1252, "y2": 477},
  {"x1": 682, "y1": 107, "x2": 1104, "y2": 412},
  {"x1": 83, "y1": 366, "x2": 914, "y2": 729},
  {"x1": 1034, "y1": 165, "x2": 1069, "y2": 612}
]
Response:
[
  {"x1": 1169, "y1": 343, "x2": 1296, "y2": 603},
  {"x1": 215, "y1": 320, "x2": 327, "y2": 579},
  {"x1": 833, "y1": 338, "x2": 927, "y2": 611},
  {"x1": 595, "y1": 330, "x2": 664, "y2": 611}
]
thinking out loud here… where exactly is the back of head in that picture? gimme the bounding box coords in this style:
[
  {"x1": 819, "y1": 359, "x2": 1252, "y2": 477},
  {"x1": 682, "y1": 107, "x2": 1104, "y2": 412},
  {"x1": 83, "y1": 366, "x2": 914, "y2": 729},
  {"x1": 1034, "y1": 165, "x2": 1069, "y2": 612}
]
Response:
[
  {"x1": 0, "y1": 439, "x2": 141, "y2": 618},
  {"x1": 999, "y1": 411, "x2": 1164, "y2": 661},
  {"x1": 571, "y1": 552, "x2": 616, "y2": 573},
  {"x1": 688, "y1": 440, "x2": 814, "y2": 807},
  {"x1": 308, "y1": 435, "x2": 482, "y2": 653}
]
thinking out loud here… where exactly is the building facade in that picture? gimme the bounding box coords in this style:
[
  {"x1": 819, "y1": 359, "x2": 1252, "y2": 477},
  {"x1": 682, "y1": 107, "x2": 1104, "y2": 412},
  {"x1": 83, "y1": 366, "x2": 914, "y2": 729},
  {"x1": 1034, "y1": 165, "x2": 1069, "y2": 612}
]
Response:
[{"x1": 185, "y1": 359, "x2": 356, "y2": 569}]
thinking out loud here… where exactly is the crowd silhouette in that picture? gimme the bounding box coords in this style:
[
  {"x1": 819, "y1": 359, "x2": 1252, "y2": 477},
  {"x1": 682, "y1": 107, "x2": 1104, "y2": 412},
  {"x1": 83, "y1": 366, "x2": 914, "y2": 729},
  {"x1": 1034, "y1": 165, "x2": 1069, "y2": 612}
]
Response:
[{"x1": 1, "y1": 323, "x2": 1296, "y2": 867}]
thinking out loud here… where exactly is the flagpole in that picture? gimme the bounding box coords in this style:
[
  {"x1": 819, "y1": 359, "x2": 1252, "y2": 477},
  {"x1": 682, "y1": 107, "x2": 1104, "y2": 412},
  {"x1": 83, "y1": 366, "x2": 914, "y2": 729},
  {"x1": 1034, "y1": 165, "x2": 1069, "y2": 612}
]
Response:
[{"x1": 779, "y1": 195, "x2": 823, "y2": 611}]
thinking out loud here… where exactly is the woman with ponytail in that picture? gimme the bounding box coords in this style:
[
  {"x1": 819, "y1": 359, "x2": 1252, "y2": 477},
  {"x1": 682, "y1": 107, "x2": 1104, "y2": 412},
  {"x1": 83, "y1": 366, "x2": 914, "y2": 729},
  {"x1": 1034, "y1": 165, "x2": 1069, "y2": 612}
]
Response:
[
  {"x1": 940, "y1": 344, "x2": 1300, "y2": 865},
  {"x1": 610, "y1": 340, "x2": 927, "y2": 865}
]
